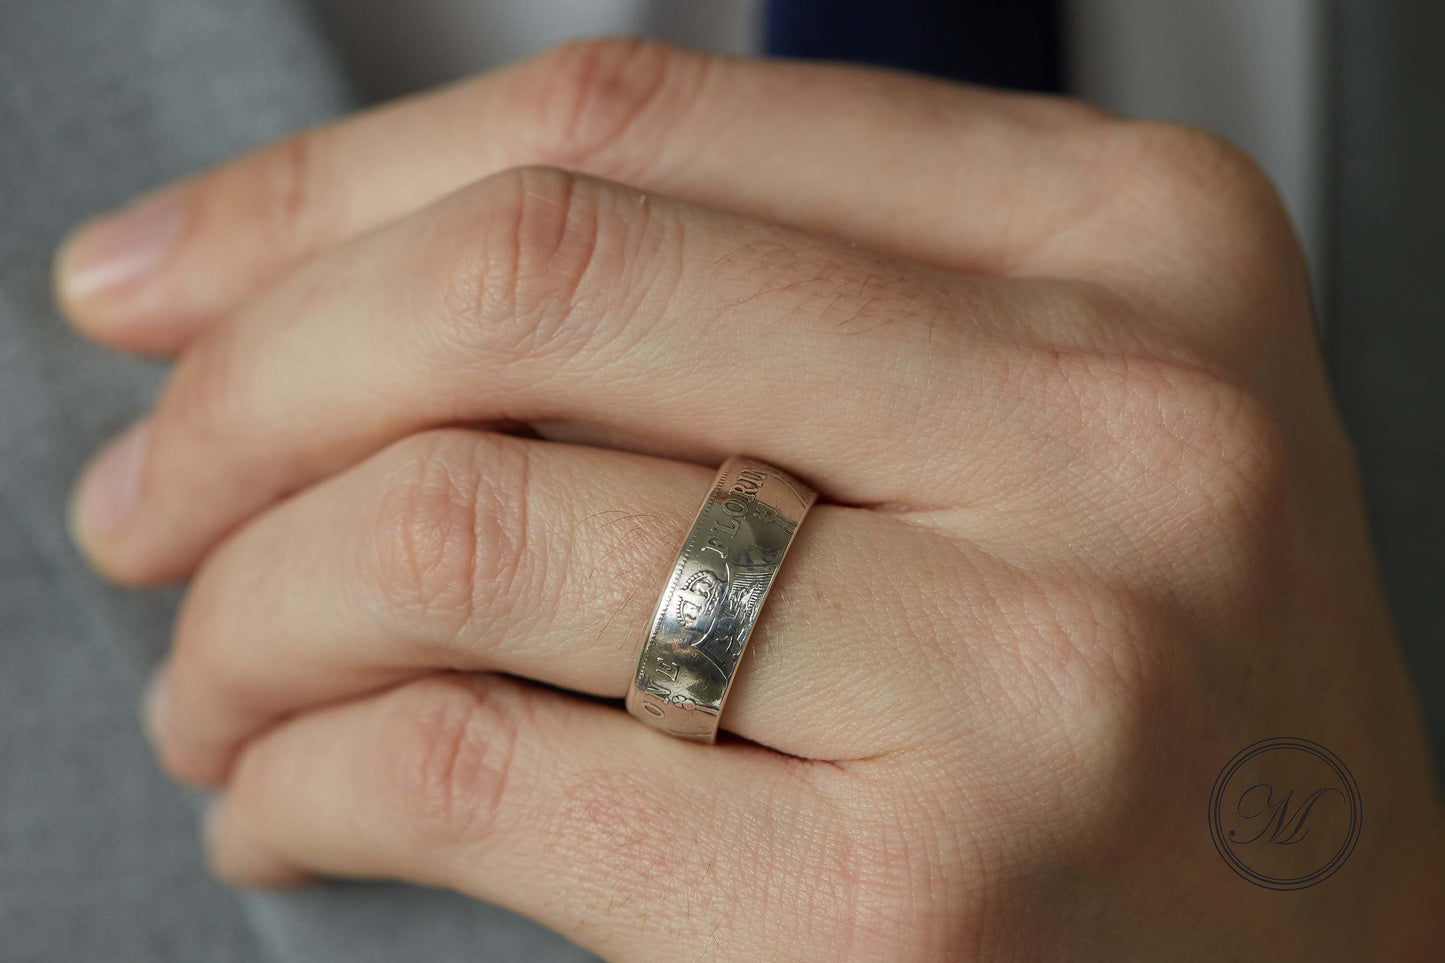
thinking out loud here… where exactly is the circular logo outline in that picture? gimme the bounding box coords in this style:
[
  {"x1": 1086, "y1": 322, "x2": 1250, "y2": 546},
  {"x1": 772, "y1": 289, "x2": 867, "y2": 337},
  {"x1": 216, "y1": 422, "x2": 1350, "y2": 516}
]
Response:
[{"x1": 1208, "y1": 736, "x2": 1361, "y2": 891}]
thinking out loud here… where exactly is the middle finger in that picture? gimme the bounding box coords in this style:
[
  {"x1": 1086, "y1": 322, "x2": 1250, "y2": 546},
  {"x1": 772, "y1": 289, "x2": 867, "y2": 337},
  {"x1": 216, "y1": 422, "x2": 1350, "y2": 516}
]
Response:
[{"x1": 72, "y1": 166, "x2": 1133, "y2": 583}]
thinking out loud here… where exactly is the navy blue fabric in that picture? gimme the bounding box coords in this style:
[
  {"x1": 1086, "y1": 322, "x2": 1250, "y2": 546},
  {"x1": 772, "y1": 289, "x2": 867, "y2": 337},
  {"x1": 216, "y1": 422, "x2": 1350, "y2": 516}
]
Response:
[{"x1": 764, "y1": 0, "x2": 1063, "y2": 91}]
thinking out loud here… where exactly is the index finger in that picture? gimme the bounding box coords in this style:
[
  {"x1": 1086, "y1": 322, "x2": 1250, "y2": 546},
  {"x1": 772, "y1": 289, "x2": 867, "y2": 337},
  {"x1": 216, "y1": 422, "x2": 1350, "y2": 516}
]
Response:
[{"x1": 55, "y1": 37, "x2": 1111, "y2": 353}]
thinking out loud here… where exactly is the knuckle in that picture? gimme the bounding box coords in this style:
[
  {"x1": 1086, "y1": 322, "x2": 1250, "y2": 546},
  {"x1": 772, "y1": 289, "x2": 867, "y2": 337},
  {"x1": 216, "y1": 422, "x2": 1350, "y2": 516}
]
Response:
[
  {"x1": 1068, "y1": 353, "x2": 1290, "y2": 556},
  {"x1": 970, "y1": 573, "x2": 1167, "y2": 792},
  {"x1": 1107, "y1": 122, "x2": 1303, "y2": 282},
  {"x1": 363, "y1": 431, "x2": 536, "y2": 647},
  {"x1": 1003, "y1": 577, "x2": 1151, "y2": 719},
  {"x1": 1119, "y1": 121, "x2": 1283, "y2": 223},
  {"x1": 252, "y1": 127, "x2": 333, "y2": 259},
  {"x1": 378, "y1": 676, "x2": 522, "y2": 851},
  {"x1": 1149, "y1": 367, "x2": 1290, "y2": 546},
  {"x1": 519, "y1": 37, "x2": 703, "y2": 173},
  {"x1": 1039, "y1": 585, "x2": 1170, "y2": 762},
  {"x1": 430, "y1": 166, "x2": 608, "y2": 364}
]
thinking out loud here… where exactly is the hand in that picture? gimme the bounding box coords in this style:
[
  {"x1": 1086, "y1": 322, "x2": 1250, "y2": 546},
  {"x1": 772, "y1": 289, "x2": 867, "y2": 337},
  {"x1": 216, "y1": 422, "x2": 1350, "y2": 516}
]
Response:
[{"x1": 58, "y1": 39, "x2": 1445, "y2": 961}]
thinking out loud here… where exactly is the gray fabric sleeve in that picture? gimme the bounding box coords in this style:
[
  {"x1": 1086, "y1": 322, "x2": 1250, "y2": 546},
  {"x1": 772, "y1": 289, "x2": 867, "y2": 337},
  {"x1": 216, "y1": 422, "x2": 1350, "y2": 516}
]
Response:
[{"x1": 0, "y1": 1, "x2": 593, "y2": 959}]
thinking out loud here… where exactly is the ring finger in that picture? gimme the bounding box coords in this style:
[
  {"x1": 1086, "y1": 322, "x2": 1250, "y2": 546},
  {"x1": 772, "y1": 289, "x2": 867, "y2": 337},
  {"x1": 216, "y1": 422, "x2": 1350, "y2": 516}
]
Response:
[{"x1": 150, "y1": 429, "x2": 985, "y2": 787}]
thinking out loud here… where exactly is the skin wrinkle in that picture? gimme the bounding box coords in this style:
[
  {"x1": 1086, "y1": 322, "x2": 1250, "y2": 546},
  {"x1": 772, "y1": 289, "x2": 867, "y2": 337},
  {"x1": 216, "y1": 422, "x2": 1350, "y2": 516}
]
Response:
[
  {"x1": 596, "y1": 184, "x2": 688, "y2": 378},
  {"x1": 526, "y1": 39, "x2": 698, "y2": 183},
  {"x1": 262, "y1": 129, "x2": 328, "y2": 269},
  {"x1": 506, "y1": 170, "x2": 597, "y2": 361},
  {"x1": 524, "y1": 173, "x2": 680, "y2": 392},
  {"x1": 475, "y1": 434, "x2": 532, "y2": 649},
  {"x1": 374, "y1": 435, "x2": 479, "y2": 647}
]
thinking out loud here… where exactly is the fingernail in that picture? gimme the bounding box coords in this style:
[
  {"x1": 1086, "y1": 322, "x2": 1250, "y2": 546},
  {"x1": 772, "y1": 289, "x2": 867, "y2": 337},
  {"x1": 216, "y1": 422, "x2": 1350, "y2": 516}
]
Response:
[
  {"x1": 57, "y1": 191, "x2": 185, "y2": 301},
  {"x1": 142, "y1": 662, "x2": 171, "y2": 745},
  {"x1": 71, "y1": 418, "x2": 149, "y2": 544}
]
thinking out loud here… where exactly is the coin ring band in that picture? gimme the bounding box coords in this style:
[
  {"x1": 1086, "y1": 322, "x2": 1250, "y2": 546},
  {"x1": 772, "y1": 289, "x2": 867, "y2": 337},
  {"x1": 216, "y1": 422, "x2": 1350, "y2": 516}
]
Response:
[{"x1": 625, "y1": 456, "x2": 817, "y2": 743}]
